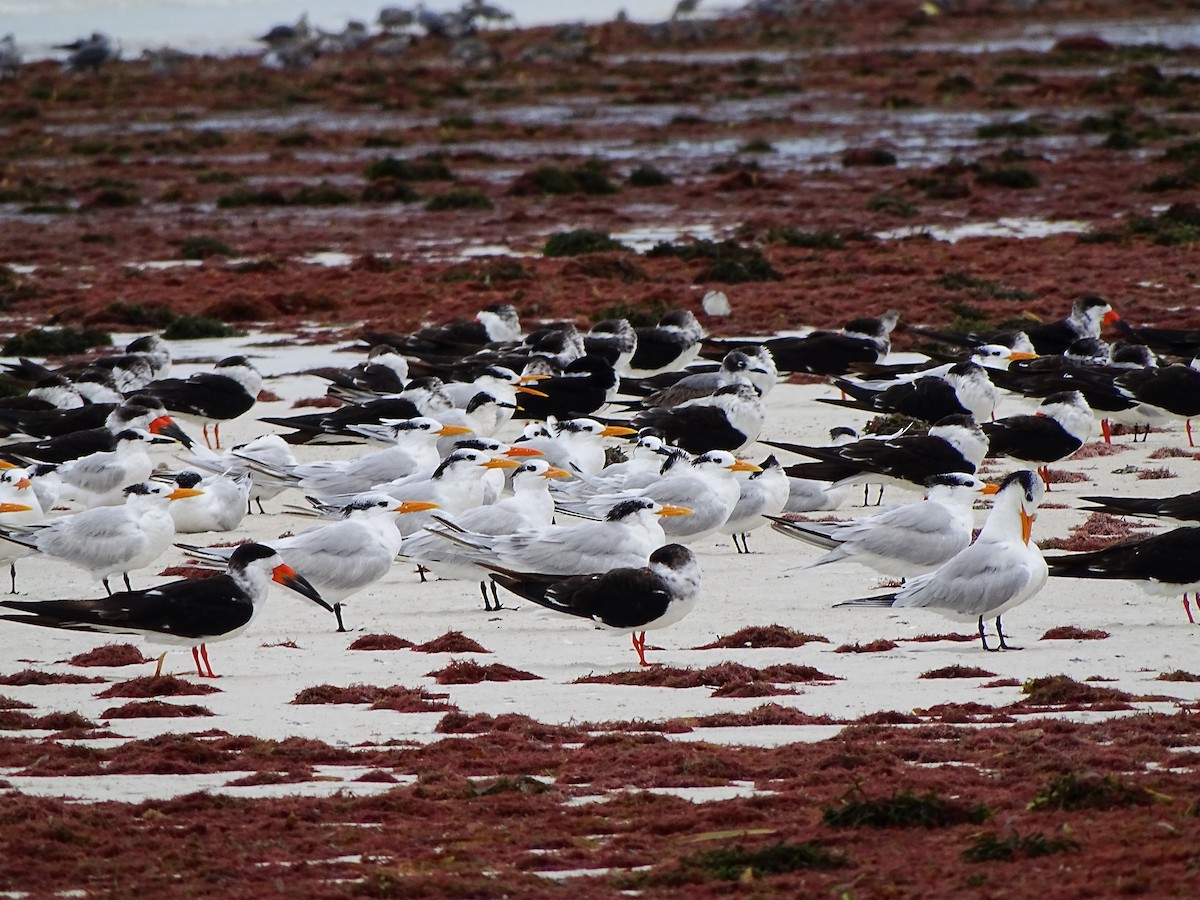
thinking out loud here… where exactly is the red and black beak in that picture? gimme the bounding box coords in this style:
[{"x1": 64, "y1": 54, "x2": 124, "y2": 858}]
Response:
[
  {"x1": 271, "y1": 562, "x2": 333, "y2": 612},
  {"x1": 149, "y1": 415, "x2": 195, "y2": 449}
]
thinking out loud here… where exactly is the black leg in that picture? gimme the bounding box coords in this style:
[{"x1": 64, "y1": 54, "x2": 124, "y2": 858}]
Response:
[
  {"x1": 333, "y1": 602, "x2": 346, "y2": 633},
  {"x1": 875, "y1": 485, "x2": 885, "y2": 506},
  {"x1": 123, "y1": 572, "x2": 132, "y2": 592},
  {"x1": 978, "y1": 615, "x2": 997, "y2": 652},
  {"x1": 8, "y1": 563, "x2": 15, "y2": 594},
  {"x1": 256, "y1": 497, "x2": 267, "y2": 515},
  {"x1": 862, "y1": 484, "x2": 869, "y2": 507},
  {"x1": 996, "y1": 616, "x2": 1021, "y2": 650},
  {"x1": 417, "y1": 565, "x2": 428, "y2": 584},
  {"x1": 102, "y1": 576, "x2": 112, "y2": 597},
  {"x1": 490, "y1": 580, "x2": 500, "y2": 608},
  {"x1": 479, "y1": 580, "x2": 493, "y2": 611}
]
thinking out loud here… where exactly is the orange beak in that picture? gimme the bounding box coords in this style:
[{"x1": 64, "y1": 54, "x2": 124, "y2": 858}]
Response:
[
  {"x1": 1020, "y1": 508, "x2": 1034, "y2": 545},
  {"x1": 505, "y1": 446, "x2": 544, "y2": 457},
  {"x1": 167, "y1": 487, "x2": 205, "y2": 501},
  {"x1": 518, "y1": 374, "x2": 552, "y2": 383},
  {"x1": 657, "y1": 505, "x2": 693, "y2": 517},
  {"x1": 14, "y1": 478, "x2": 31, "y2": 490},
  {"x1": 980, "y1": 482, "x2": 1001, "y2": 495},
  {"x1": 728, "y1": 460, "x2": 762, "y2": 473},
  {"x1": 437, "y1": 424, "x2": 473, "y2": 436},
  {"x1": 515, "y1": 386, "x2": 550, "y2": 398},
  {"x1": 482, "y1": 457, "x2": 521, "y2": 469},
  {"x1": 394, "y1": 501, "x2": 439, "y2": 514},
  {"x1": 0, "y1": 503, "x2": 33, "y2": 514},
  {"x1": 600, "y1": 425, "x2": 637, "y2": 438},
  {"x1": 541, "y1": 466, "x2": 572, "y2": 480},
  {"x1": 1008, "y1": 351, "x2": 1038, "y2": 361}
]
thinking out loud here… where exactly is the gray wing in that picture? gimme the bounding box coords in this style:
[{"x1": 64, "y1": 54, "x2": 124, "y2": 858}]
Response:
[{"x1": 892, "y1": 546, "x2": 1036, "y2": 617}]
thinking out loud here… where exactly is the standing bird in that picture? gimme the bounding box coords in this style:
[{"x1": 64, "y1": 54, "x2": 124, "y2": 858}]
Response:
[
  {"x1": 0, "y1": 481, "x2": 200, "y2": 595},
  {"x1": 722, "y1": 454, "x2": 789, "y2": 553},
  {"x1": 1045, "y1": 527, "x2": 1200, "y2": 624},
  {"x1": 982, "y1": 390, "x2": 1093, "y2": 488},
  {"x1": 179, "y1": 495, "x2": 439, "y2": 631},
  {"x1": 0, "y1": 543, "x2": 331, "y2": 678},
  {"x1": 486, "y1": 543, "x2": 702, "y2": 666},
  {"x1": 834, "y1": 470, "x2": 1048, "y2": 651},
  {"x1": 189, "y1": 432, "x2": 297, "y2": 514},
  {"x1": 771, "y1": 473, "x2": 999, "y2": 576},
  {"x1": 139, "y1": 356, "x2": 262, "y2": 448}
]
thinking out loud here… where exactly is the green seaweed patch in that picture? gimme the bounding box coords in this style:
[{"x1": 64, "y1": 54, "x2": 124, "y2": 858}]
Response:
[
  {"x1": 161, "y1": 315, "x2": 245, "y2": 340},
  {"x1": 361, "y1": 179, "x2": 420, "y2": 203},
  {"x1": 627, "y1": 164, "x2": 672, "y2": 187},
  {"x1": 101, "y1": 701, "x2": 213, "y2": 719},
  {"x1": 562, "y1": 255, "x2": 647, "y2": 282},
  {"x1": 646, "y1": 238, "x2": 781, "y2": 283},
  {"x1": 976, "y1": 166, "x2": 1040, "y2": 189},
  {"x1": 919, "y1": 665, "x2": 996, "y2": 679},
  {"x1": 364, "y1": 155, "x2": 454, "y2": 182},
  {"x1": 824, "y1": 787, "x2": 991, "y2": 829},
  {"x1": 867, "y1": 192, "x2": 917, "y2": 217},
  {"x1": 976, "y1": 119, "x2": 1045, "y2": 140},
  {"x1": 592, "y1": 298, "x2": 670, "y2": 327},
  {"x1": 348, "y1": 633, "x2": 414, "y2": 651},
  {"x1": 2, "y1": 327, "x2": 112, "y2": 357},
  {"x1": 426, "y1": 660, "x2": 540, "y2": 684},
  {"x1": 510, "y1": 159, "x2": 618, "y2": 196},
  {"x1": 1029, "y1": 771, "x2": 1159, "y2": 812},
  {"x1": 425, "y1": 188, "x2": 493, "y2": 211},
  {"x1": 178, "y1": 235, "x2": 234, "y2": 259},
  {"x1": 543, "y1": 229, "x2": 630, "y2": 257},
  {"x1": 1040, "y1": 626, "x2": 1109, "y2": 640},
  {"x1": 935, "y1": 270, "x2": 1034, "y2": 301},
  {"x1": 766, "y1": 226, "x2": 846, "y2": 249},
  {"x1": 96, "y1": 676, "x2": 221, "y2": 699},
  {"x1": 693, "y1": 624, "x2": 830, "y2": 649},
  {"x1": 413, "y1": 631, "x2": 489, "y2": 654},
  {"x1": 963, "y1": 829, "x2": 1080, "y2": 862},
  {"x1": 440, "y1": 258, "x2": 532, "y2": 283},
  {"x1": 66, "y1": 643, "x2": 149, "y2": 667}
]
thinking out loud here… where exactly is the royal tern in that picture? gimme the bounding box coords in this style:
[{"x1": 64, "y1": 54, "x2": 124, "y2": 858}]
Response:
[
  {"x1": 0, "y1": 481, "x2": 200, "y2": 594},
  {"x1": 835, "y1": 469, "x2": 1047, "y2": 651},
  {"x1": 435, "y1": 496, "x2": 691, "y2": 575},
  {"x1": 53, "y1": 428, "x2": 177, "y2": 508},
  {"x1": 165, "y1": 470, "x2": 250, "y2": 533},
  {"x1": 188, "y1": 432, "x2": 296, "y2": 514},
  {"x1": 0, "y1": 542, "x2": 330, "y2": 678},
  {"x1": 0, "y1": 467, "x2": 42, "y2": 592},
  {"x1": 1045, "y1": 526, "x2": 1200, "y2": 623},
  {"x1": 621, "y1": 348, "x2": 759, "y2": 409},
  {"x1": 556, "y1": 431, "x2": 675, "y2": 496},
  {"x1": 512, "y1": 418, "x2": 636, "y2": 476},
  {"x1": 487, "y1": 543, "x2": 701, "y2": 667},
  {"x1": 772, "y1": 473, "x2": 999, "y2": 576},
  {"x1": 401, "y1": 458, "x2": 570, "y2": 608},
  {"x1": 180, "y1": 495, "x2": 439, "y2": 630},
  {"x1": 722, "y1": 454, "x2": 788, "y2": 553},
  {"x1": 633, "y1": 382, "x2": 766, "y2": 454}
]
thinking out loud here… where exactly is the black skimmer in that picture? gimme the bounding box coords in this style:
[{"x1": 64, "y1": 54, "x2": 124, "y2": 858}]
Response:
[
  {"x1": 504, "y1": 356, "x2": 616, "y2": 421},
  {"x1": 721, "y1": 454, "x2": 788, "y2": 553},
  {"x1": 139, "y1": 355, "x2": 261, "y2": 449},
  {"x1": 180, "y1": 496, "x2": 439, "y2": 632},
  {"x1": 982, "y1": 390, "x2": 1093, "y2": 487},
  {"x1": 1079, "y1": 489, "x2": 1200, "y2": 523},
  {"x1": 584, "y1": 319, "x2": 638, "y2": 375},
  {"x1": 3, "y1": 334, "x2": 170, "y2": 393},
  {"x1": 824, "y1": 360, "x2": 998, "y2": 424},
  {"x1": 620, "y1": 348, "x2": 758, "y2": 408},
  {"x1": 1045, "y1": 526, "x2": 1200, "y2": 623},
  {"x1": 486, "y1": 543, "x2": 702, "y2": 667},
  {"x1": 914, "y1": 295, "x2": 1118, "y2": 356},
  {"x1": 363, "y1": 303, "x2": 522, "y2": 355},
  {"x1": 259, "y1": 377, "x2": 453, "y2": 445},
  {"x1": 770, "y1": 414, "x2": 989, "y2": 490},
  {"x1": 835, "y1": 469, "x2": 1047, "y2": 651},
  {"x1": 627, "y1": 310, "x2": 705, "y2": 377},
  {"x1": 0, "y1": 480, "x2": 200, "y2": 594},
  {"x1": 632, "y1": 382, "x2": 765, "y2": 454},
  {"x1": 708, "y1": 310, "x2": 898, "y2": 376},
  {"x1": 305, "y1": 344, "x2": 409, "y2": 402},
  {"x1": 1112, "y1": 317, "x2": 1200, "y2": 358},
  {"x1": 1114, "y1": 361, "x2": 1200, "y2": 446},
  {"x1": 0, "y1": 542, "x2": 330, "y2": 678},
  {"x1": 771, "y1": 473, "x2": 999, "y2": 576}
]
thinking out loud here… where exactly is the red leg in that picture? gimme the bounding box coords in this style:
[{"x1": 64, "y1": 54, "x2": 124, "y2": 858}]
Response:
[
  {"x1": 1038, "y1": 466, "x2": 1052, "y2": 492},
  {"x1": 191, "y1": 645, "x2": 205, "y2": 676},
  {"x1": 1189, "y1": 419, "x2": 1194, "y2": 449},
  {"x1": 1184, "y1": 594, "x2": 1196, "y2": 625},
  {"x1": 1101, "y1": 419, "x2": 1112, "y2": 444},
  {"x1": 632, "y1": 631, "x2": 649, "y2": 667},
  {"x1": 198, "y1": 643, "x2": 218, "y2": 678},
  {"x1": 202, "y1": 423, "x2": 213, "y2": 450},
  {"x1": 213, "y1": 423, "x2": 222, "y2": 450}
]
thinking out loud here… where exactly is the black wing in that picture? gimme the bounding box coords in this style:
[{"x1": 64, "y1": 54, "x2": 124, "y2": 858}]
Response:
[
  {"x1": 1080, "y1": 490, "x2": 1200, "y2": 523},
  {"x1": 632, "y1": 405, "x2": 744, "y2": 453},
  {"x1": 982, "y1": 415, "x2": 1081, "y2": 462},
  {"x1": 629, "y1": 330, "x2": 693, "y2": 373},
  {"x1": 490, "y1": 567, "x2": 671, "y2": 629},
  {"x1": 143, "y1": 373, "x2": 255, "y2": 420},
  {"x1": 1045, "y1": 527, "x2": 1200, "y2": 585},
  {"x1": 764, "y1": 334, "x2": 878, "y2": 375}
]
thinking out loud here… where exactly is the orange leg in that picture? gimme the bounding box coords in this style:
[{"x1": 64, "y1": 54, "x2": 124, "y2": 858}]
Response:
[
  {"x1": 632, "y1": 631, "x2": 650, "y2": 667},
  {"x1": 1184, "y1": 594, "x2": 1196, "y2": 625},
  {"x1": 213, "y1": 423, "x2": 222, "y2": 449},
  {"x1": 1100, "y1": 418, "x2": 1112, "y2": 444},
  {"x1": 202, "y1": 424, "x2": 213, "y2": 450},
  {"x1": 191, "y1": 645, "x2": 205, "y2": 676},
  {"x1": 192, "y1": 643, "x2": 219, "y2": 678},
  {"x1": 1038, "y1": 466, "x2": 1052, "y2": 492}
]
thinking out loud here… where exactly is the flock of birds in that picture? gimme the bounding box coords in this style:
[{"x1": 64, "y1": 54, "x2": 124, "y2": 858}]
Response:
[{"x1": 0, "y1": 295, "x2": 1199, "y2": 676}]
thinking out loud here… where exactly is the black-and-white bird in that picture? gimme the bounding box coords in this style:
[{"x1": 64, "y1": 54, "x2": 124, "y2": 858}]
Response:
[
  {"x1": 1045, "y1": 526, "x2": 1200, "y2": 623},
  {"x1": 835, "y1": 469, "x2": 1047, "y2": 651},
  {"x1": 585, "y1": 319, "x2": 638, "y2": 374},
  {"x1": 627, "y1": 310, "x2": 705, "y2": 377},
  {"x1": 632, "y1": 382, "x2": 765, "y2": 454},
  {"x1": 0, "y1": 542, "x2": 331, "y2": 678},
  {"x1": 824, "y1": 361, "x2": 998, "y2": 424},
  {"x1": 139, "y1": 356, "x2": 262, "y2": 448},
  {"x1": 722, "y1": 454, "x2": 788, "y2": 553},
  {"x1": 1113, "y1": 361, "x2": 1200, "y2": 446},
  {"x1": 486, "y1": 543, "x2": 702, "y2": 666},
  {"x1": 305, "y1": 344, "x2": 409, "y2": 402},
  {"x1": 915, "y1": 295, "x2": 1118, "y2": 356},
  {"x1": 165, "y1": 470, "x2": 250, "y2": 534},
  {"x1": 771, "y1": 414, "x2": 989, "y2": 491},
  {"x1": 982, "y1": 390, "x2": 1093, "y2": 487},
  {"x1": 363, "y1": 303, "x2": 522, "y2": 356},
  {"x1": 1079, "y1": 489, "x2": 1200, "y2": 524},
  {"x1": 509, "y1": 356, "x2": 618, "y2": 421},
  {"x1": 711, "y1": 310, "x2": 898, "y2": 376}
]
